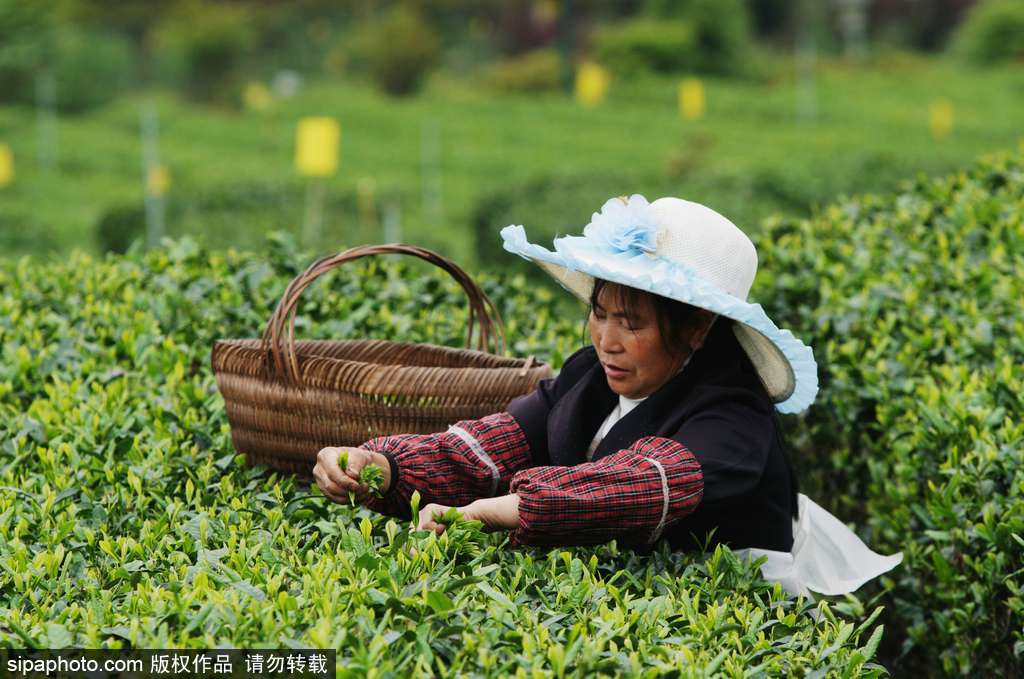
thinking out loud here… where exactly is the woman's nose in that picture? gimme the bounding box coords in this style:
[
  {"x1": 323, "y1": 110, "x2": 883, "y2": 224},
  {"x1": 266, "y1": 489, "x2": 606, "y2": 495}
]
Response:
[{"x1": 598, "y1": 325, "x2": 623, "y2": 353}]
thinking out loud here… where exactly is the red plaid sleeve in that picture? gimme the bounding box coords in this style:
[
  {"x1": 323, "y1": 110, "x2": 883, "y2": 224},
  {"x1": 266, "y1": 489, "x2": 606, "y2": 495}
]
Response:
[
  {"x1": 359, "y1": 411, "x2": 533, "y2": 521},
  {"x1": 507, "y1": 436, "x2": 703, "y2": 548}
]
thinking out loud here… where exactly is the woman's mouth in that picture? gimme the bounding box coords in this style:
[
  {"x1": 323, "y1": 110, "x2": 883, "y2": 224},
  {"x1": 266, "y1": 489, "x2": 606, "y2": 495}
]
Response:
[{"x1": 603, "y1": 363, "x2": 629, "y2": 379}]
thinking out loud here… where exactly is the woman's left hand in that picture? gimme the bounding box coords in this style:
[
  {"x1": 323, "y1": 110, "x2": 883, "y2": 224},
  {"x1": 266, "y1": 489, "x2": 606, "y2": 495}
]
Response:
[{"x1": 416, "y1": 495, "x2": 520, "y2": 534}]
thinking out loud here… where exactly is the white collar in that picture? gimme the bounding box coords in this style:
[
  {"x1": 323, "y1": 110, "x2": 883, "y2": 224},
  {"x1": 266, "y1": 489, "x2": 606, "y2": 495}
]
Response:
[{"x1": 619, "y1": 393, "x2": 648, "y2": 406}]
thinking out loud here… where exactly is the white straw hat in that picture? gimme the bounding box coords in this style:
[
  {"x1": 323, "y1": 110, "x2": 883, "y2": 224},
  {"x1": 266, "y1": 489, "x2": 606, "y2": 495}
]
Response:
[{"x1": 500, "y1": 193, "x2": 818, "y2": 413}]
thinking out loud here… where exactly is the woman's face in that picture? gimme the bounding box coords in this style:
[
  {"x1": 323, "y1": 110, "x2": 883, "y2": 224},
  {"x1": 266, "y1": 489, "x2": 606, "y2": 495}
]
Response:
[{"x1": 589, "y1": 285, "x2": 714, "y2": 399}]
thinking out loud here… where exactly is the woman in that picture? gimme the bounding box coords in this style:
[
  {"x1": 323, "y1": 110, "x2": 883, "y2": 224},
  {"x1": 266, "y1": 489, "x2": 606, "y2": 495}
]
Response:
[{"x1": 313, "y1": 195, "x2": 901, "y2": 596}]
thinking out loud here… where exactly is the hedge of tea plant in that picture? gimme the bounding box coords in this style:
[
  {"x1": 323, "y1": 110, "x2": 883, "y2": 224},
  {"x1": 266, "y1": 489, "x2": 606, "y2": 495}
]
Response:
[
  {"x1": 0, "y1": 234, "x2": 886, "y2": 675},
  {"x1": 753, "y1": 151, "x2": 1024, "y2": 676}
]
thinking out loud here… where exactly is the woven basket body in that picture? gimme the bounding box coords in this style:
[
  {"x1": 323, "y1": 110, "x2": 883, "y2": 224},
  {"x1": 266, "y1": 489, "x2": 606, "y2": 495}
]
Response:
[{"x1": 210, "y1": 245, "x2": 553, "y2": 480}]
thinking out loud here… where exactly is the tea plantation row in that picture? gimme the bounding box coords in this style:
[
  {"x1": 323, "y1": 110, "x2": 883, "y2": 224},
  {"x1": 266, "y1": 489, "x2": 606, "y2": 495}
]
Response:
[
  {"x1": 754, "y1": 150, "x2": 1024, "y2": 675},
  {"x1": 0, "y1": 235, "x2": 884, "y2": 674}
]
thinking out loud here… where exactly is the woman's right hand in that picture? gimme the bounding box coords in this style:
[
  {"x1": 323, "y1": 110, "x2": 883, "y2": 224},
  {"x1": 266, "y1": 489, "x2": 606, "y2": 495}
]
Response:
[{"x1": 313, "y1": 446, "x2": 390, "y2": 506}]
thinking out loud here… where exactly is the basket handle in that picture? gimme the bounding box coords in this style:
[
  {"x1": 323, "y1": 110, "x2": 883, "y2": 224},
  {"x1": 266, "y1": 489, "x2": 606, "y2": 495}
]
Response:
[{"x1": 260, "y1": 244, "x2": 508, "y2": 384}]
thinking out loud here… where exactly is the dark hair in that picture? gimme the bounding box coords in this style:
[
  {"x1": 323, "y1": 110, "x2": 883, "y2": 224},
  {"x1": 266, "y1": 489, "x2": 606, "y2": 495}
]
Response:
[{"x1": 581, "y1": 277, "x2": 800, "y2": 521}]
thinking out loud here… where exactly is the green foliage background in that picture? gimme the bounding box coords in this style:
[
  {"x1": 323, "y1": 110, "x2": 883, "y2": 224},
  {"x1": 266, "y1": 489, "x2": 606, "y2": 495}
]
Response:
[{"x1": 2, "y1": 56, "x2": 1024, "y2": 271}]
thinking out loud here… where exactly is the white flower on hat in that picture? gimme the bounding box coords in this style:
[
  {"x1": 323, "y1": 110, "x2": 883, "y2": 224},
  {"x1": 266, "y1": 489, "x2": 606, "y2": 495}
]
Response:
[{"x1": 583, "y1": 194, "x2": 661, "y2": 256}]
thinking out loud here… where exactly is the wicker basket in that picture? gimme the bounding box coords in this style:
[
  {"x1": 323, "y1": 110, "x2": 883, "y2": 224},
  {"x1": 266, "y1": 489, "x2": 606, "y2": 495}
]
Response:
[{"x1": 210, "y1": 244, "x2": 553, "y2": 480}]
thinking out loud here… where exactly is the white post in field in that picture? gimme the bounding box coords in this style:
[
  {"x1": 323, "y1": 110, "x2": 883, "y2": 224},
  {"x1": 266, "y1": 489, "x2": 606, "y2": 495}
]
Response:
[
  {"x1": 795, "y1": 0, "x2": 819, "y2": 125},
  {"x1": 835, "y1": 0, "x2": 870, "y2": 63},
  {"x1": 420, "y1": 119, "x2": 444, "y2": 232},
  {"x1": 139, "y1": 101, "x2": 166, "y2": 249},
  {"x1": 383, "y1": 202, "x2": 402, "y2": 244},
  {"x1": 35, "y1": 71, "x2": 58, "y2": 172}
]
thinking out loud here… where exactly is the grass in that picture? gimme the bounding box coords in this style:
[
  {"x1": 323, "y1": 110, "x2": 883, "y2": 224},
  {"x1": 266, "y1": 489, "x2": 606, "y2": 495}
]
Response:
[{"x1": 0, "y1": 50, "x2": 1022, "y2": 266}]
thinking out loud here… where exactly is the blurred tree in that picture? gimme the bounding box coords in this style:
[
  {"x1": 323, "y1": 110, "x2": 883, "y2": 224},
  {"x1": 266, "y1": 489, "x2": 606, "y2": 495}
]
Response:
[
  {"x1": 0, "y1": 0, "x2": 133, "y2": 112},
  {"x1": 150, "y1": 1, "x2": 258, "y2": 105},
  {"x1": 398, "y1": 0, "x2": 508, "y2": 76},
  {"x1": 682, "y1": 0, "x2": 753, "y2": 75},
  {"x1": 405, "y1": 0, "x2": 507, "y2": 41},
  {"x1": 746, "y1": 0, "x2": 796, "y2": 40},
  {"x1": 58, "y1": 0, "x2": 182, "y2": 49},
  {"x1": 52, "y1": 28, "x2": 136, "y2": 113},
  {"x1": 951, "y1": 0, "x2": 1024, "y2": 64},
  {"x1": 351, "y1": 3, "x2": 441, "y2": 96},
  {"x1": 0, "y1": 0, "x2": 58, "y2": 105},
  {"x1": 492, "y1": 0, "x2": 557, "y2": 56},
  {"x1": 244, "y1": 2, "x2": 349, "y2": 77},
  {"x1": 593, "y1": 0, "x2": 753, "y2": 77},
  {"x1": 869, "y1": 0, "x2": 976, "y2": 51}
]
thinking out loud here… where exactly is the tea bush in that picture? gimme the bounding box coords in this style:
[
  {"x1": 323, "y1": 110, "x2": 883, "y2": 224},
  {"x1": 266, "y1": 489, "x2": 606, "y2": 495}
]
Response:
[
  {"x1": 470, "y1": 169, "x2": 797, "y2": 280},
  {"x1": 0, "y1": 232, "x2": 885, "y2": 673},
  {"x1": 753, "y1": 150, "x2": 1024, "y2": 675},
  {"x1": 951, "y1": 0, "x2": 1024, "y2": 66},
  {"x1": 595, "y1": 0, "x2": 752, "y2": 78},
  {"x1": 470, "y1": 148, "x2": 949, "y2": 280},
  {"x1": 92, "y1": 181, "x2": 411, "y2": 256},
  {"x1": 592, "y1": 19, "x2": 698, "y2": 77},
  {"x1": 478, "y1": 48, "x2": 562, "y2": 94}
]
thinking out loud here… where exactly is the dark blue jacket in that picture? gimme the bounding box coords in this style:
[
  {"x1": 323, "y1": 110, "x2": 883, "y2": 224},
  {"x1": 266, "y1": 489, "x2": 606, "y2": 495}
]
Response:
[{"x1": 506, "y1": 317, "x2": 798, "y2": 553}]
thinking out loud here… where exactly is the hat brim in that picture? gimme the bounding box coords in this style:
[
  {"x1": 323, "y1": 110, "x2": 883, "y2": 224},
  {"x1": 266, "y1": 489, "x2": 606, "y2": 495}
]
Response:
[{"x1": 501, "y1": 224, "x2": 819, "y2": 414}]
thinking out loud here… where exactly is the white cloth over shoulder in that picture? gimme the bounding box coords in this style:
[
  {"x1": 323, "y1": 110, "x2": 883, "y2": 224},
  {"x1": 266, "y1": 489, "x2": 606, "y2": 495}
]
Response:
[{"x1": 733, "y1": 493, "x2": 903, "y2": 599}]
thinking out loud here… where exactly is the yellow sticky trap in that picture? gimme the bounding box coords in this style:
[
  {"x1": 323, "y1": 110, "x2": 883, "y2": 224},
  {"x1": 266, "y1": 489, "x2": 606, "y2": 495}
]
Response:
[
  {"x1": 928, "y1": 99, "x2": 954, "y2": 139},
  {"x1": 0, "y1": 144, "x2": 13, "y2": 188},
  {"x1": 243, "y1": 81, "x2": 272, "y2": 111},
  {"x1": 295, "y1": 117, "x2": 341, "y2": 177},
  {"x1": 147, "y1": 164, "x2": 170, "y2": 196},
  {"x1": 574, "y1": 62, "x2": 610, "y2": 107},
  {"x1": 678, "y1": 77, "x2": 706, "y2": 120}
]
